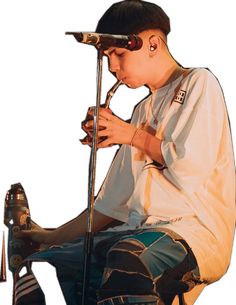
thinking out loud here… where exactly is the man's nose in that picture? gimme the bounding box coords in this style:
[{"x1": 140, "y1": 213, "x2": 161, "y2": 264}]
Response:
[{"x1": 109, "y1": 56, "x2": 120, "y2": 73}]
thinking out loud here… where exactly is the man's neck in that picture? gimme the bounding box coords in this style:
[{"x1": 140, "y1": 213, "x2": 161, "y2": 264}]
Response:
[{"x1": 149, "y1": 61, "x2": 183, "y2": 92}]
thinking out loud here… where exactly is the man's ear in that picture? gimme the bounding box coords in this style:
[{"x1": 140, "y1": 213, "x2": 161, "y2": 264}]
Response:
[{"x1": 148, "y1": 35, "x2": 162, "y2": 54}]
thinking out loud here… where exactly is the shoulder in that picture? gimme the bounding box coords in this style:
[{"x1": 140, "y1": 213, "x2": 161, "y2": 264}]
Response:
[
  {"x1": 186, "y1": 67, "x2": 222, "y2": 89},
  {"x1": 181, "y1": 67, "x2": 224, "y2": 103},
  {"x1": 181, "y1": 67, "x2": 226, "y2": 116}
]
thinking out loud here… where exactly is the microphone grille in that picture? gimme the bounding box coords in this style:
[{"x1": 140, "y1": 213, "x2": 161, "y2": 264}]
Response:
[{"x1": 127, "y1": 35, "x2": 143, "y2": 51}]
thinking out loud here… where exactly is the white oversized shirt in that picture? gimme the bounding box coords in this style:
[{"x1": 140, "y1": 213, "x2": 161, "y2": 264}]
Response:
[{"x1": 95, "y1": 68, "x2": 236, "y2": 283}]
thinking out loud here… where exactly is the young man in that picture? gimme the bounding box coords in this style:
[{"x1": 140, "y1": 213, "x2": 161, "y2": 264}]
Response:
[{"x1": 17, "y1": 1, "x2": 235, "y2": 305}]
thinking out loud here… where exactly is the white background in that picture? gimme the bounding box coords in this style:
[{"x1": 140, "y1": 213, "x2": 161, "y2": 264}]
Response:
[{"x1": 0, "y1": 1, "x2": 235, "y2": 304}]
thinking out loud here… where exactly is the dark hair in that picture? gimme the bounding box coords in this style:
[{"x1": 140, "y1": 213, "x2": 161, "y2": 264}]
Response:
[{"x1": 96, "y1": 0, "x2": 170, "y2": 36}]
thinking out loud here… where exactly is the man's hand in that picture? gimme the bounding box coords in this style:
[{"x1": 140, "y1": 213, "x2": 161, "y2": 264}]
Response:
[
  {"x1": 14, "y1": 221, "x2": 55, "y2": 245},
  {"x1": 82, "y1": 107, "x2": 136, "y2": 148}
]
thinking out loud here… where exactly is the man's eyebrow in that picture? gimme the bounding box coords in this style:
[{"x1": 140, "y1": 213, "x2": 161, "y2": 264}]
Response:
[{"x1": 105, "y1": 48, "x2": 116, "y2": 56}]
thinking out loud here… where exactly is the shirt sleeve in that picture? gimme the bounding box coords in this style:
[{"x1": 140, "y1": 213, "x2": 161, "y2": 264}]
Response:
[
  {"x1": 161, "y1": 68, "x2": 227, "y2": 193},
  {"x1": 94, "y1": 144, "x2": 134, "y2": 222}
]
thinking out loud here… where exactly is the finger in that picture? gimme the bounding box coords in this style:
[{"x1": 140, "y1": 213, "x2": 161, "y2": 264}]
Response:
[
  {"x1": 97, "y1": 138, "x2": 114, "y2": 149},
  {"x1": 97, "y1": 129, "x2": 111, "y2": 138},
  {"x1": 80, "y1": 135, "x2": 92, "y2": 146},
  {"x1": 82, "y1": 124, "x2": 93, "y2": 140},
  {"x1": 99, "y1": 108, "x2": 114, "y2": 120},
  {"x1": 82, "y1": 119, "x2": 93, "y2": 132},
  {"x1": 87, "y1": 106, "x2": 95, "y2": 116},
  {"x1": 85, "y1": 119, "x2": 109, "y2": 131}
]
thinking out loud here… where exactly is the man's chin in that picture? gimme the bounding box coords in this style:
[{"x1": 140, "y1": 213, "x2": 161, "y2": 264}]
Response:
[{"x1": 124, "y1": 82, "x2": 141, "y2": 89}]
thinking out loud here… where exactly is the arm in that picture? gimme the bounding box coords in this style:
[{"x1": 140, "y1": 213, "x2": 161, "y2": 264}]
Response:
[
  {"x1": 49, "y1": 209, "x2": 115, "y2": 244},
  {"x1": 129, "y1": 126, "x2": 165, "y2": 165},
  {"x1": 16, "y1": 209, "x2": 115, "y2": 245}
]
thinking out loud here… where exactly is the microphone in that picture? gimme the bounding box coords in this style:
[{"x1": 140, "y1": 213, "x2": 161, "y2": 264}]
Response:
[{"x1": 65, "y1": 32, "x2": 143, "y2": 51}]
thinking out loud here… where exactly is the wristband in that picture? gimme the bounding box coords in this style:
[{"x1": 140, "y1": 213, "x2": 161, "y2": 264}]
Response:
[{"x1": 130, "y1": 126, "x2": 141, "y2": 146}]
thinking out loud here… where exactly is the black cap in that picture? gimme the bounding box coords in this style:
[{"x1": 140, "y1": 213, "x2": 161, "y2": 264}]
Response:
[{"x1": 96, "y1": 0, "x2": 170, "y2": 36}]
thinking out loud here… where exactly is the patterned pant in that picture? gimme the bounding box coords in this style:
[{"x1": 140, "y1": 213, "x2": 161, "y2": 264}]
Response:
[{"x1": 20, "y1": 228, "x2": 200, "y2": 305}]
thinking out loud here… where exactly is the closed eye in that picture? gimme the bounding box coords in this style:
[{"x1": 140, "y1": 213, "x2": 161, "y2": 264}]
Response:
[
  {"x1": 104, "y1": 48, "x2": 126, "y2": 59},
  {"x1": 114, "y1": 50, "x2": 126, "y2": 57}
]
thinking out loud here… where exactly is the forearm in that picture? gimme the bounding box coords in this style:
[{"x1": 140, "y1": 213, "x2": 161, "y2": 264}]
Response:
[
  {"x1": 131, "y1": 127, "x2": 165, "y2": 165},
  {"x1": 46, "y1": 209, "x2": 114, "y2": 245}
]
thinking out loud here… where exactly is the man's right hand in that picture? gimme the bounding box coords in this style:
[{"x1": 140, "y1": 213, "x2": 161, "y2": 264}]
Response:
[{"x1": 14, "y1": 220, "x2": 55, "y2": 245}]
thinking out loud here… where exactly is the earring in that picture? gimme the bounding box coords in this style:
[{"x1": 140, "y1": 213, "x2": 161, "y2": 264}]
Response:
[{"x1": 150, "y1": 44, "x2": 157, "y2": 51}]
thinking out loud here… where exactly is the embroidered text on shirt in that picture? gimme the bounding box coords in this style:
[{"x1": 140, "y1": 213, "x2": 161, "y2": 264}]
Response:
[{"x1": 174, "y1": 89, "x2": 186, "y2": 104}]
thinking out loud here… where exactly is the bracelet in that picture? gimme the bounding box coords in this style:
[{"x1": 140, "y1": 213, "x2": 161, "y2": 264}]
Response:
[{"x1": 130, "y1": 126, "x2": 141, "y2": 146}]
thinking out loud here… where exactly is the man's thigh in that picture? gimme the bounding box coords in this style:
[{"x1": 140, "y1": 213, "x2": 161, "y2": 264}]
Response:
[{"x1": 96, "y1": 229, "x2": 200, "y2": 305}]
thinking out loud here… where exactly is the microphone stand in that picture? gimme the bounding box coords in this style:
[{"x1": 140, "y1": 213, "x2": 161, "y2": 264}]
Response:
[
  {"x1": 66, "y1": 32, "x2": 105, "y2": 304},
  {"x1": 81, "y1": 47, "x2": 104, "y2": 305}
]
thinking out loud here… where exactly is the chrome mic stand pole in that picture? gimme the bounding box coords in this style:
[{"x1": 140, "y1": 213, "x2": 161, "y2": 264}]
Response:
[
  {"x1": 0, "y1": 231, "x2": 7, "y2": 283},
  {"x1": 81, "y1": 47, "x2": 104, "y2": 305}
]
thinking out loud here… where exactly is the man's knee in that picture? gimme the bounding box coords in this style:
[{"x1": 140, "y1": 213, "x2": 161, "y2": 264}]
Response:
[
  {"x1": 97, "y1": 236, "x2": 199, "y2": 305},
  {"x1": 98, "y1": 239, "x2": 156, "y2": 302}
]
